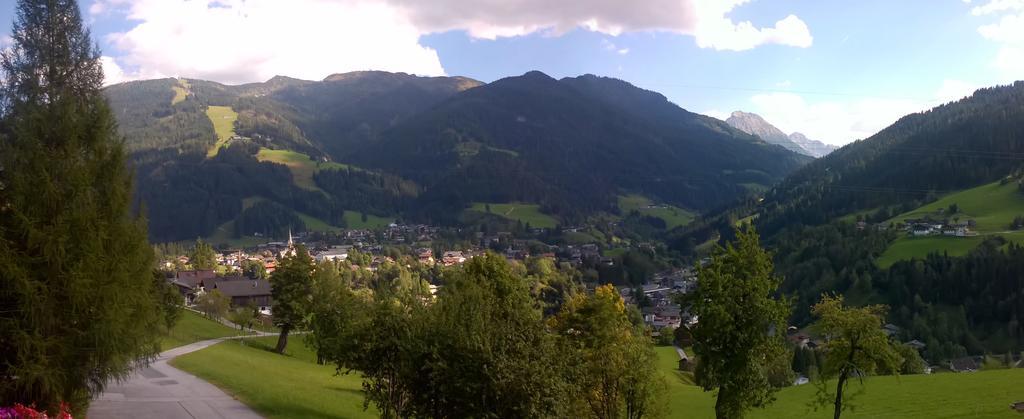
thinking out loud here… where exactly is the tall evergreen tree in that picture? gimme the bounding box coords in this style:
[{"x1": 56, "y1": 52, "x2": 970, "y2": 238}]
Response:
[{"x1": 0, "y1": 0, "x2": 167, "y2": 414}]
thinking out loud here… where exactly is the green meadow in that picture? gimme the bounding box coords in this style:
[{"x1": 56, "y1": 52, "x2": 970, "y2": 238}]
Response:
[
  {"x1": 161, "y1": 309, "x2": 245, "y2": 351},
  {"x1": 618, "y1": 194, "x2": 695, "y2": 229},
  {"x1": 170, "y1": 337, "x2": 1024, "y2": 419},
  {"x1": 205, "y1": 105, "x2": 238, "y2": 158},
  {"x1": 878, "y1": 181, "x2": 1024, "y2": 267},
  {"x1": 468, "y1": 202, "x2": 559, "y2": 229},
  {"x1": 172, "y1": 336, "x2": 376, "y2": 419},
  {"x1": 342, "y1": 210, "x2": 393, "y2": 230}
]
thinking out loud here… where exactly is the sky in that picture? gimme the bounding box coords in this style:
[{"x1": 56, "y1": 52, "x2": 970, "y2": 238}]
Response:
[{"x1": 0, "y1": 0, "x2": 1021, "y2": 146}]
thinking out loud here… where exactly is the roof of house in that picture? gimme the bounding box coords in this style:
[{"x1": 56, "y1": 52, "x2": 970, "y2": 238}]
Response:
[
  {"x1": 950, "y1": 357, "x2": 979, "y2": 371},
  {"x1": 210, "y1": 278, "x2": 272, "y2": 298}
]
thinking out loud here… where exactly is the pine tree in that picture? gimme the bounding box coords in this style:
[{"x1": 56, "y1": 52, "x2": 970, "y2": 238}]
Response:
[{"x1": 0, "y1": 0, "x2": 168, "y2": 414}]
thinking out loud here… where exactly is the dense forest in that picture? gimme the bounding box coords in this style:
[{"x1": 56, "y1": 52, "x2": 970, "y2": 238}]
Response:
[
  {"x1": 665, "y1": 81, "x2": 1024, "y2": 359},
  {"x1": 106, "y1": 71, "x2": 810, "y2": 241}
]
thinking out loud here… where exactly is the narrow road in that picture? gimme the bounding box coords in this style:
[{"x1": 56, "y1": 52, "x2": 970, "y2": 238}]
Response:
[{"x1": 88, "y1": 333, "x2": 272, "y2": 419}]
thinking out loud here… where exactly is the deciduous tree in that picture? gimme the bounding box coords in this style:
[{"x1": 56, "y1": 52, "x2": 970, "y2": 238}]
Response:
[
  {"x1": 811, "y1": 294, "x2": 902, "y2": 419},
  {"x1": 270, "y1": 244, "x2": 314, "y2": 353},
  {"x1": 688, "y1": 227, "x2": 789, "y2": 419}
]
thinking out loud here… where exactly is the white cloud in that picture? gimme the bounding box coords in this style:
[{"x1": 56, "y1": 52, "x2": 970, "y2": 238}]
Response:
[
  {"x1": 100, "y1": 55, "x2": 130, "y2": 86},
  {"x1": 93, "y1": 0, "x2": 811, "y2": 84},
  {"x1": 968, "y1": 1, "x2": 1024, "y2": 77},
  {"x1": 98, "y1": 0, "x2": 445, "y2": 84},
  {"x1": 970, "y1": 0, "x2": 1024, "y2": 15},
  {"x1": 742, "y1": 80, "x2": 977, "y2": 146},
  {"x1": 600, "y1": 39, "x2": 630, "y2": 55},
  {"x1": 692, "y1": 1, "x2": 812, "y2": 51},
  {"x1": 978, "y1": 12, "x2": 1024, "y2": 42}
]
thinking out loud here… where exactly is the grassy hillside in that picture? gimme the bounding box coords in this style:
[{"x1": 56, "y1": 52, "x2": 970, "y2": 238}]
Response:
[
  {"x1": 654, "y1": 346, "x2": 1024, "y2": 418},
  {"x1": 205, "y1": 196, "x2": 343, "y2": 247},
  {"x1": 467, "y1": 202, "x2": 559, "y2": 229},
  {"x1": 878, "y1": 180, "x2": 1024, "y2": 267},
  {"x1": 162, "y1": 309, "x2": 245, "y2": 351},
  {"x1": 171, "y1": 79, "x2": 190, "y2": 105},
  {"x1": 172, "y1": 337, "x2": 376, "y2": 419},
  {"x1": 889, "y1": 181, "x2": 1024, "y2": 233},
  {"x1": 172, "y1": 338, "x2": 1024, "y2": 419},
  {"x1": 618, "y1": 194, "x2": 695, "y2": 229},
  {"x1": 342, "y1": 210, "x2": 393, "y2": 230},
  {"x1": 255, "y1": 148, "x2": 352, "y2": 191},
  {"x1": 205, "y1": 105, "x2": 238, "y2": 158}
]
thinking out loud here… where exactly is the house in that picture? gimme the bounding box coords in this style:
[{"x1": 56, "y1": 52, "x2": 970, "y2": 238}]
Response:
[
  {"x1": 316, "y1": 246, "x2": 349, "y2": 262},
  {"x1": 208, "y1": 277, "x2": 273, "y2": 315},
  {"x1": 949, "y1": 357, "x2": 980, "y2": 373},
  {"x1": 418, "y1": 248, "x2": 435, "y2": 266},
  {"x1": 442, "y1": 251, "x2": 466, "y2": 266},
  {"x1": 906, "y1": 339, "x2": 926, "y2": 350},
  {"x1": 167, "y1": 278, "x2": 197, "y2": 306}
]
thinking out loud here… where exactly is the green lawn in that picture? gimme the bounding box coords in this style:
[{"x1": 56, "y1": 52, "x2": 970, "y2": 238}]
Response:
[
  {"x1": 162, "y1": 309, "x2": 245, "y2": 351},
  {"x1": 655, "y1": 346, "x2": 1024, "y2": 418},
  {"x1": 175, "y1": 341, "x2": 1024, "y2": 419},
  {"x1": 618, "y1": 194, "x2": 695, "y2": 229},
  {"x1": 342, "y1": 210, "x2": 393, "y2": 230},
  {"x1": 171, "y1": 337, "x2": 376, "y2": 419},
  {"x1": 205, "y1": 106, "x2": 238, "y2": 158},
  {"x1": 468, "y1": 202, "x2": 559, "y2": 229},
  {"x1": 877, "y1": 180, "x2": 1024, "y2": 267}
]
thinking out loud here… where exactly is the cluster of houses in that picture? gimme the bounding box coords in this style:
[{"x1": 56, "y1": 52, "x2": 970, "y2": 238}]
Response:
[
  {"x1": 902, "y1": 218, "x2": 978, "y2": 237},
  {"x1": 621, "y1": 268, "x2": 698, "y2": 332}
]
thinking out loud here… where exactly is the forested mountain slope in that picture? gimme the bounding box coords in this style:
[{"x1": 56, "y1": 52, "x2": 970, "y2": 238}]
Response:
[
  {"x1": 106, "y1": 71, "x2": 811, "y2": 241},
  {"x1": 353, "y1": 72, "x2": 810, "y2": 223},
  {"x1": 672, "y1": 81, "x2": 1024, "y2": 360}
]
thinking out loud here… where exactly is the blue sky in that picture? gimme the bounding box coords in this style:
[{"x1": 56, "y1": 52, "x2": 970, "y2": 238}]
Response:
[{"x1": 1, "y1": 0, "x2": 1021, "y2": 145}]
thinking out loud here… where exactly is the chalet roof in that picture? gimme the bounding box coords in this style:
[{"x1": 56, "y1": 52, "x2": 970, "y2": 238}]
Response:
[
  {"x1": 210, "y1": 278, "x2": 272, "y2": 298},
  {"x1": 949, "y1": 357, "x2": 979, "y2": 372}
]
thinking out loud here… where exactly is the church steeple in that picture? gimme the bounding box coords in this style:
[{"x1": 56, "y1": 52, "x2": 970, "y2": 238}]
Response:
[{"x1": 287, "y1": 228, "x2": 294, "y2": 248}]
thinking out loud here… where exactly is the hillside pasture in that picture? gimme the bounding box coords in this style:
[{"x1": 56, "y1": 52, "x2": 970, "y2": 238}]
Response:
[
  {"x1": 878, "y1": 181, "x2": 1024, "y2": 266},
  {"x1": 467, "y1": 202, "x2": 559, "y2": 229},
  {"x1": 342, "y1": 210, "x2": 393, "y2": 230},
  {"x1": 889, "y1": 180, "x2": 1024, "y2": 234},
  {"x1": 205, "y1": 105, "x2": 238, "y2": 158},
  {"x1": 618, "y1": 194, "x2": 695, "y2": 229},
  {"x1": 171, "y1": 79, "x2": 190, "y2": 105}
]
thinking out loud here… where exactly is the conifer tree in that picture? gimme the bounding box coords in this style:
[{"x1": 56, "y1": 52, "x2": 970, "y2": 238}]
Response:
[{"x1": 0, "y1": 0, "x2": 168, "y2": 414}]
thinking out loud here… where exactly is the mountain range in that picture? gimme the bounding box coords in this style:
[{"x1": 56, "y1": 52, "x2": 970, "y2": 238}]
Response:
[
  {"x1": 105, "y1": 71, "x2": 811, "y2": 242},
  {"x1": 725, "y1": 111, "x2": 836, "y2": 158}
]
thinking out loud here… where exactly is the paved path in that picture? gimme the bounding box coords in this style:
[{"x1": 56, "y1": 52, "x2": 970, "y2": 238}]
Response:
[{"x1": 88, "y1": 333, "x2": 272, "y2": 419}]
